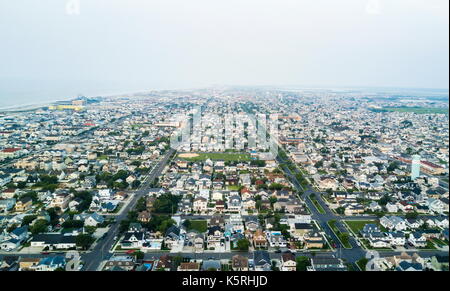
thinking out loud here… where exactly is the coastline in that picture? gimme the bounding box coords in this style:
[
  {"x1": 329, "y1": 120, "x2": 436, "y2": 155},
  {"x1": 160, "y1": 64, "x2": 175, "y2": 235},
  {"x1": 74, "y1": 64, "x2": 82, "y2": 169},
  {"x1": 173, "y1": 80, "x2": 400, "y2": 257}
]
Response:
[
  {"x1": 0, "y1": 88, "x2": 156, "y2": 113},
  {"x1": 0, "y1": 100, "x2": 66, "y2": 113}
]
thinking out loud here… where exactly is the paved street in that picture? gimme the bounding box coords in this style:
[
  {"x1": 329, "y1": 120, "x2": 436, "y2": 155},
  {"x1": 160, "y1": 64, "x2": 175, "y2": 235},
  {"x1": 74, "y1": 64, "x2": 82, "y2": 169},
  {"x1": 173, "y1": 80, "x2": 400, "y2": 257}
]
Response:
[
  {"x1": 275, "y1": 146, "x2": 449, "y2": 269},
  {"x1": 1, "y1": 145, "x2": 447, "y2": 271},
  {"x1": 81, "y1": 148, "x2": 176, "y2": 271}
]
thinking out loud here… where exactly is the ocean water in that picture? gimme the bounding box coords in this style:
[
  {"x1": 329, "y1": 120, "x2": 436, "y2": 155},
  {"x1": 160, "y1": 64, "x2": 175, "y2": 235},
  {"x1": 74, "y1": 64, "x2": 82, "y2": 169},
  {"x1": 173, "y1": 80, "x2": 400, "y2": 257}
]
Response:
[
  {"x1": 0, "y1": 82, "x2": 448, "y2": 110},
  {"x1": 0, "y1": 79, "x2": 150, "y2": 110}
]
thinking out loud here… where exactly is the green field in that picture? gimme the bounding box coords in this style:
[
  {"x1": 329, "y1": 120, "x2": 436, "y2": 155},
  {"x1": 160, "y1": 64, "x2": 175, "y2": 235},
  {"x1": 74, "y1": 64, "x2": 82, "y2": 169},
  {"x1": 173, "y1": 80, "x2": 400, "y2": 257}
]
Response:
[
  {"x1": 432, "y1": 238, "x2": 448, "y2": 248},
  {"x1": 328, "y1": 220, "x2": 352, "y2": 249},
  {"x1": 227, "y1": 185, "x2": 241, "y2": 191},
  {"x1": 371, "y1": 107, "x2": 449, "y2": 114},
  {"x1": 187, "y1": 220, "x2": 208, "y2": 233},
  {"x1": 309, "y1": 194, "x2": 326, "y2": 214},
  {"x1": 178, "y1": 152, "x2": 252, "y2": 162}
]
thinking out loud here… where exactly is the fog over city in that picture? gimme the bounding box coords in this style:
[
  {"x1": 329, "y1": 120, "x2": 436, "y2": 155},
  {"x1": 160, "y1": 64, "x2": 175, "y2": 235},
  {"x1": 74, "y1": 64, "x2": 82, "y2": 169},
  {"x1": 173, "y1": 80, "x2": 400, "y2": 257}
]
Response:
[
  {"x1": 0, "y1": 0, "x2": 449, "y2": 276},
  {"x1": 0, "y1": 0, "x2": 448, "y2": 106}
]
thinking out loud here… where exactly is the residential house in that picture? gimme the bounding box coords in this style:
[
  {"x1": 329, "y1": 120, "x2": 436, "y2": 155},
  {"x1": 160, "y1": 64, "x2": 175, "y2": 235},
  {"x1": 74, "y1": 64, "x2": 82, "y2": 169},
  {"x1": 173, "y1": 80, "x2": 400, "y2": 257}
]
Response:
[
  {"x1": 120, "y1": 232, "x2": 146, "y2": 249},
  {"x1": 308, "y1": 255, "x2": 347, "y2": 271},
  {"x1": 380, "y1": 216, "x2": 407, "y2": 231},
  {"x1": 408, "y1": 232, "x2": 427, "y2": 248},
  {"x1": 304, "y1": 231, "x2": 325, "y2": 249},
  {"x1": 232, "y1": 255, "x2": 249, "y2": 271},
  {"x1": 193, "y1": 197, "x2": 208, "y2": 213},
  {"x1": 165, "y1": 225, "x2": 181, "y2": 250},
  {"x1": 207, "y1": 226, "x2": 224, "y2": 250},
  {"x1": 155, "y1": 255, "x2": 173, "y2": 271},
  {"x1": 178, "y1": 262, "x2": 200, "y2": 271},
  {"x1": 253, "y1": 251, "x2": 271, "y2": 271},
  {"x1": 84, "y1": 213, "x2": 105, "y2": 227},
  {"x1": 266, "y1": 231, "x2": 288, "y2": 248},
  {"x1": 291, "y1": 223, "x2": 313, "y2": 240},
  {"x1": 253, "y1": 229, "x2": 268, "y2": 248},
  {"x1": 104, "y1": 255, "x2": 136, "y2": 271},
  {"x1": 31, "y1": 256, "x2": 66, "y2": 271},
  {"x1": 30, "y1": 234, "x2": 77, "y2": 250},
  {"x1": 202, "y1": 260, "x2": 222, "y2": 271},
  {"x1": 281, "y1": 252, "x2": 297, "y2": 271},
  {"x1": 138, "y1": 211, "x2": 151, "y2": 223},
  {"x1": 15, "y1": 197, "x2": 33, "y2": 212}
]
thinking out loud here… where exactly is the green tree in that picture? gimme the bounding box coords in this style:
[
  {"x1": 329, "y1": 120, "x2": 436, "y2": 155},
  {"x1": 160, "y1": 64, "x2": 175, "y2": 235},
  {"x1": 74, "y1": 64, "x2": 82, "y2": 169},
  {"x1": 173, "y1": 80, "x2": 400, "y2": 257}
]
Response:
[
  {"x1": 339, "y1": 233, "x2": 350, "y2": 246},
  {"x1": 268, "y1": 183, "x2": 283, "y2": 191},
  {"x1": 158, "y1": 219, "x2": 176, "y2": 233},
  {"x1": 405, "y1": 212, "x2": 419, "y2": 219},
  {"x1": 7, "y1": 224, "x2": 18, "y2": 233},
  {"x1": 84, "y1": 226, "x2": 97, "y2": 235},
  {"x1": 127, "y1": 211, "x2": 138, "y2": 222},
  {"x1": 135, "y1": 197, "x2": 147, "y2": 212},
  {"x1": 119, "y1": 220, "x2": 131, "y2": 233},
  {"x1": 268, "y1": 197, "x2": 278, "y2": 206},
  {"x1": 173, "y1": 255, "x2": 184, "y2": 268},
  {"x1": 357, "y1": 258, "x2": 369, "y2": 270},
  {"x1": 31, "y1": 219, "x2": 49, "y2": 234},
  {"x1": 182, "y1": 220, "x2": 192, "y2": 229},
  {"x1": 47, "y1": 207, "x2": 61, "y2": 226},
  {"x1": 379, "y1": 195, "x2": 391, "y2": 206},
  {"x1": 62, "y1": 220, "x2": 84, "y2": 229},
  {"x1": 21, "y1": 215, "x2": 37, "y2": 226},
  {"x1": 76, "y1": 234, "x2": 95, "y2": 250},
  {"x1": 236, "y1": 239, "x2": 250, "y2": 251},
  {"x1": 387, "y1": 161, "x2": 400, "y2": 172},
  {"x1": 132, "y1": 180, "x2": 141, "y2": 189},
  {"x1": 152, "y1": 194, "x2": 181, "y2": 214},
  {"x1": 296, "y1": 256, "x2": 311, "y2": 271},
  {"x1": 335, "y1": 207, "x2": 345, "y2": 215},
  {"x1": 134, "y1": 251, "x2": 145, "y2": 260},
  {"x1": 17, "y1": 181, "x2": 27, "y2": 189}
]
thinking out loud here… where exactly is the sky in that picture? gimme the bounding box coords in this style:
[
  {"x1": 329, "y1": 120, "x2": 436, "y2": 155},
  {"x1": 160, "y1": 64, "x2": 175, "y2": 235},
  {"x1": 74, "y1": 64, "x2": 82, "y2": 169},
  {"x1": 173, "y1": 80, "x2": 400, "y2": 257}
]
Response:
[{"x1": 0, "y1": 0, "x2": 448, "y2": 103}]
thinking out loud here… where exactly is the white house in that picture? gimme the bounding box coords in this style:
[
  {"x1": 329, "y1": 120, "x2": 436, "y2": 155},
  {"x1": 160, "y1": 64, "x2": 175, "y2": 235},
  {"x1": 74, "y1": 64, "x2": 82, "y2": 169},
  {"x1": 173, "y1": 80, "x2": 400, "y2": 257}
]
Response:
[
  {"x1": 193, "y1": 197, "x2": 208, "y2": 213},
  {"x1": 408, "y1": 233, "x2": 427, "y2": 248},
  {"x1": 380, "y1": 216, "x2": 407, "y2": 231},
  {"x1": 386, "y1": 203, "x2": 398, "y2": 213}
]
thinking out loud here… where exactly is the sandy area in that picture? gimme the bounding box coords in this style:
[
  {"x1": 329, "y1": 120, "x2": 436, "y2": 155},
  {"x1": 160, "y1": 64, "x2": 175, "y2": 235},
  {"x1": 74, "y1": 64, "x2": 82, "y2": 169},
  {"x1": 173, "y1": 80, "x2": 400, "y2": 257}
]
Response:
[{"x1": 178, "y1": 153, "x2": 200, "y2": 158}]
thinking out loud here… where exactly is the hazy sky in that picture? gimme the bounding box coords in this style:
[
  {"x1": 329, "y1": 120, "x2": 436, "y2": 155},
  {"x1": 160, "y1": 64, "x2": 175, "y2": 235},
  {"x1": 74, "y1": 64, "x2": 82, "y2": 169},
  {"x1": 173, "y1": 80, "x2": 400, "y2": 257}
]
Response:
[{"x1": 0, "y1": 0, "x2": 449, "y2": 95}]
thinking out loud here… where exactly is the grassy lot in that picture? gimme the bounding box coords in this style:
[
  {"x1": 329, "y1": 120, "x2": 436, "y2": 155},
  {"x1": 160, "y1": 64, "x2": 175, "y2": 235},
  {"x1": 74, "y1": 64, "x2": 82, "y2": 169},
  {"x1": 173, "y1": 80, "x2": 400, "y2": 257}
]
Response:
[
  {"x1": 423, "y1": 241, "x2": 438, "y2": 250},
  {"x1": 227, "y1": 185, "x2": 241, "y2": 191},
  {"x1": 321, "y1": 194, "x2": 334, "y2": 204},
  {"x1": 432, "y1": 238, "x2": 447, "y2": 247},
  {"x1": 346, "y1": 263, "x2": 359, "y2": 271},
  {"x1": 178, "y1": 152, "x2": 252, "y2": 162},
  {"x1": 372, "y1": 107, "x2": 449, "y2": 114},
  {"x1": 356, "y1": 258, "x2": 368, "y2": 271},
  {"x1": 309, "y1": 194, "x2": 326, "y2": 214},
  {"x1": 187, "y1": 220, "x2": 208, "y2": 233},
  {"x1": 344, "y1": 220, "x2": 386, "y2": 235},
  {"x1": 328, "y1": 220, "x2": 352, "y2": 249}
]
